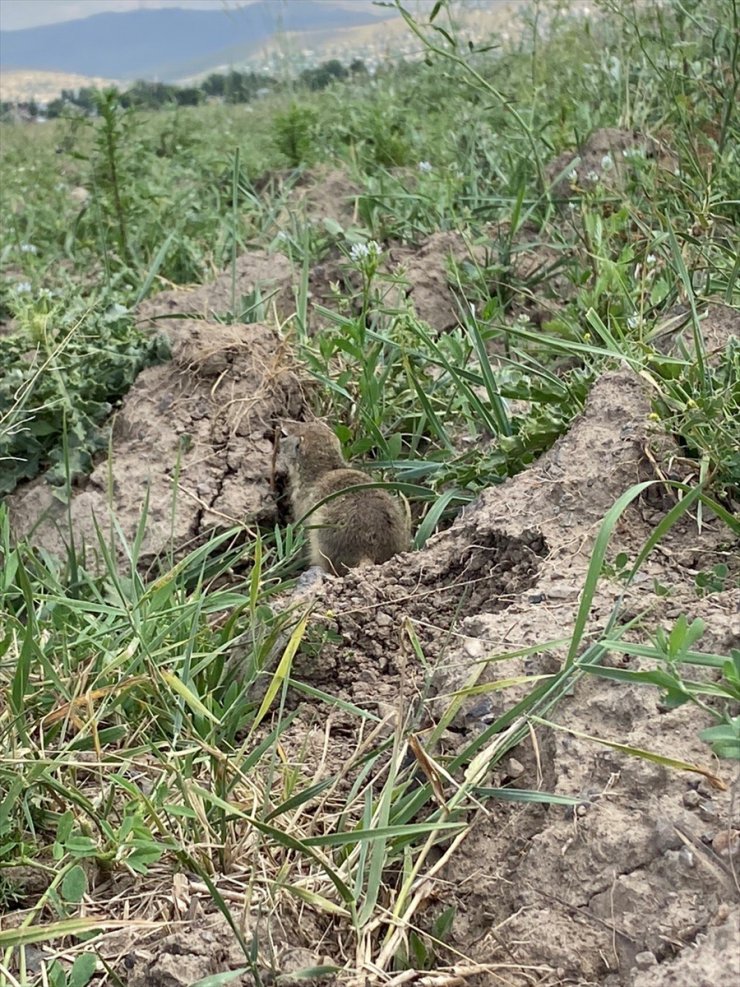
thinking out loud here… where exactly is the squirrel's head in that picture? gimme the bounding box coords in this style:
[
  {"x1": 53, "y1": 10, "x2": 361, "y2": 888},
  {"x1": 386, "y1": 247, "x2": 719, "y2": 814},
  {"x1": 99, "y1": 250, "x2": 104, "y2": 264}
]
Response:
[{"x1": 277, "y1": 420, "x2": 345, "y2": 477}]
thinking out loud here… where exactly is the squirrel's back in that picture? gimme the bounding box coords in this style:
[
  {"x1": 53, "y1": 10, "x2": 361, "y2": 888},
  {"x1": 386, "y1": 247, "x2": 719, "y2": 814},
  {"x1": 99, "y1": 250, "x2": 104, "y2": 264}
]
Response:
[{"x1": 278, "y1": 422, "x2": 410, "y2": 575}]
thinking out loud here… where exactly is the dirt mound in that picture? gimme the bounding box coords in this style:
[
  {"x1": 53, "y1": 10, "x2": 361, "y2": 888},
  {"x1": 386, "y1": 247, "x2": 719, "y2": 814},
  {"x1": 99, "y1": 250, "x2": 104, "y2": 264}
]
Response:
[
  {"x1": 7, "y1": 320, "x2": 305, "y2": 566},
  {"x1": 382, "y1": 222, "x2": 576, "y2": 334},
  {"x1": 106, "y1": 913, "x2": 334, "y2": 987},
  {"x1": 240, "y1": 369, "x2": 739, "y2": 984},
  {"x1": 654, "y1": 303, "x2": 739, "y2": 364},
  {"x1": 136, "y1": 249, "x2": 295, "y2": 339},
  {"x1": 386, "y1": 230, "x2": 488, "y2": 332},
  {"x1": 283, "y1": 167, "x2": 364, "y2": 230},
  {"x1": 547, "y1": 127, "x2": 677, "y2": 200},
  {"x1": 426, "y1": 573, "x2": 739, "y2": 985}
]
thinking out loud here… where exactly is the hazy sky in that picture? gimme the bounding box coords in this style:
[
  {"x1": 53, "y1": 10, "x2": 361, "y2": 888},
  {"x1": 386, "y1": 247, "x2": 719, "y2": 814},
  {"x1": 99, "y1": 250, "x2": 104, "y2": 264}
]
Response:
[{"x1": 0, "y1": 0, "x2": 254, "y2": 31}]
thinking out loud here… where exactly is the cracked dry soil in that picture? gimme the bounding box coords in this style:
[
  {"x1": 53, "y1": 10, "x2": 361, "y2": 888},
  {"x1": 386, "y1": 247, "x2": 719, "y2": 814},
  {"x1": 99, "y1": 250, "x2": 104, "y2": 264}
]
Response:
[
  {"x1": 5, "y1": 220, "x2": 740, "y2": 986},
  {"x1": 7, "y1": 317, "x2": 306, "y2": 566}
]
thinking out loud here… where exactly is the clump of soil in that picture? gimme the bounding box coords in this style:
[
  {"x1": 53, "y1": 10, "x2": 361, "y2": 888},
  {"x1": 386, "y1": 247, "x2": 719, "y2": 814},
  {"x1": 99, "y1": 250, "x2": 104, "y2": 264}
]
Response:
[
  {"x1": 654, "y1": 302, "x2": 739, "y2": 365},
  {"x1": 6, "y1": 319, "x2": 306, "y2": 566},
  {"x1": 290, "y1": 526, "x2": 546, "y2": 700},
  {"x1": 546, "y1": 127, "x2": 677, "y2": 200},
  {"x1": 111, "y1": 914, "x2": 335, "y2": 987},
  {"x1": 281, "y1": 167, "x2": 364, "y2": 231},
  {"x1": 136, "y1": 249, "x2": 295, "y2": 337},
  {"x1": 386, "y1": 230, "x2": 489, "y2": 332}
]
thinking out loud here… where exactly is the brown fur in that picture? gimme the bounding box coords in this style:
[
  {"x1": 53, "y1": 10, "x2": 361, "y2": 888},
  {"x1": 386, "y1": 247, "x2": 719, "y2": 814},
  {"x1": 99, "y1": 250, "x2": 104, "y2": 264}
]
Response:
[{"x1": 278, "y1": 421, "x2": 410, "y2": 575}]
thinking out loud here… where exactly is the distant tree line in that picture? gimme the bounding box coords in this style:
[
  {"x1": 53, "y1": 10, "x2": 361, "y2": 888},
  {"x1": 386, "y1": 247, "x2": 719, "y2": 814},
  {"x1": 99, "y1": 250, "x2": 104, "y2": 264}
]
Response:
[{"x1": 26, "y1": 59, "x2": 369, "y2": 119}]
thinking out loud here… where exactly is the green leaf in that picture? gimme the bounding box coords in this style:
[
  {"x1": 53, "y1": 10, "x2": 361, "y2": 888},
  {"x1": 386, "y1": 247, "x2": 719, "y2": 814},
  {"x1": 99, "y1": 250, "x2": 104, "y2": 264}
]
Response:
[
  {"x1": 62, "y1": 864, "x2": 88, "y2": 903},
  {"x1": 432, "y1": 905, "x2": 456, "y2": 940},
  {"x1": 430, "y1": 23, "x2": 456, "y2": 47},
  {"x1": 0, "y1": 917, "x2": 145, "y2": 948},
  {"x1": 159, "y1": 670, "x2": 221, "y2": 724},
  {"x1": 192, "y1": 971, "x2": 251, "y2": 987},
  {"x1": 429, "y1": 0, "x2": 444, "y2": 22},
  {"x1": 322, "y1": 217, "x2": 344, "y2": 236},
  {"x1": 474, "y1": 788, "x2": 581, "y2": 806},
  {"x1": 699, "y1": 719, "x2": 740, "y2": 760},
  {"x1": 530, "y1": 715, "x2": 725, "y2": 787},
  {"x1": 69, "y1": 951, "x2": 98, "y2": 987},
  {"x1": 251, "y1": 611, "x2": 309, "y2": 731}
]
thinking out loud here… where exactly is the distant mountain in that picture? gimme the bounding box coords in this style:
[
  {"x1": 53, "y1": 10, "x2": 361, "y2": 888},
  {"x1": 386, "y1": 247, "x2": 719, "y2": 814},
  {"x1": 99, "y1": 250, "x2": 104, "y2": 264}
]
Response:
[{"x1": 0, "y1": 2, "x2": 393, "y2": 82}]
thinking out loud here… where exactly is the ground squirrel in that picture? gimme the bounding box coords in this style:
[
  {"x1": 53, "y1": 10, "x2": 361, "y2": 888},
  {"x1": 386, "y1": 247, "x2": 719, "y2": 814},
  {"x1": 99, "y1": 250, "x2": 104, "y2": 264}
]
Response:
[{"x1": 278, "y1": 421, "x2": 410, "y2": 575}]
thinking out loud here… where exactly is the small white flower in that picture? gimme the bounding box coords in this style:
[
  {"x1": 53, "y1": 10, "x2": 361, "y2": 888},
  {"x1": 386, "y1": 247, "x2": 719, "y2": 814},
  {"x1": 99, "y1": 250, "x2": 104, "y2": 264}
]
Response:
[
  {"x1": 20, "y1": 243, "x2": 37, "y2": 254},
  {"x1": 627, "y1": 315, "x2": 639, "y2": 329},
  {"x1": 622, "y1": 147, "x2": 645, "y2": 160},
  {"x1": 418, "y1": 160, "x2": 432, "y2": 173},
  {"x1": 586, "y1": 169, "x2": 599, "y2": 183},
  {"x1": 15, "y1": 281, "x2": 32, "y2": 293},
  {"x1": 276, "y1": 230, "x2": 289, "y2": 241},
  {"x1": 350, "y1": 242, "x2": 369, "y2": 261},
  {"x1": 568, "y1": 202, "x2": 577, "y2": 211},
  {"x1": 646, "y1": 253, "x2": 657, "y2": 267},
  {"x1": 568, "y1": 168, "x2": 578, "y2": 183},
  {"x1": 349, "y1": 240, "x2": 380, "y2": 263},
  {"x1": 601, "y1": 154, "x2": 614, "y2": 171}
]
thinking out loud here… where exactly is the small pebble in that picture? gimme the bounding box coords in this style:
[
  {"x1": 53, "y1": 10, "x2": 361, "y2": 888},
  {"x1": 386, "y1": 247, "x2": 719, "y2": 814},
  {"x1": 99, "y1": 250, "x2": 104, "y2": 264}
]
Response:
[
  {"x1": 546, "y1": 586, "x2": 577, "y2": 600},
  {"x1": 506, "y1": 757, "x2": 525, "y2": 779},
  {"x1": 463, "y1": 637, "x2": 486, "y2": 659},
  {"x1": 699, "y1": 801, "x2": 718, "y2": 822},
  {"x1": 653, "y1": 818, "x2": 680, "y2": 853},
  {"x1": 678, "y1": 845, "x2": 695, "y2": 869},
  {"x1": 683, "y1": 789, "x2": 702, "y2": 809},
  {"x1": 635, "y1": 951, "x2": 657, "y2": 969}
]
